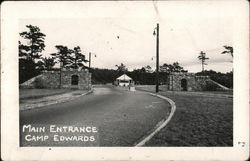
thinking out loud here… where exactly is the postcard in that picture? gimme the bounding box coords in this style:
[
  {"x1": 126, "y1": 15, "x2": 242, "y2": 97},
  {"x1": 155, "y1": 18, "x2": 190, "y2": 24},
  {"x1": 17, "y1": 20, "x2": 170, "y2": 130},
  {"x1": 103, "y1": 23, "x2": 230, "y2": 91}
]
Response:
[{"x1": 1, "y1": 1, "x2": 249, "y2": 160}]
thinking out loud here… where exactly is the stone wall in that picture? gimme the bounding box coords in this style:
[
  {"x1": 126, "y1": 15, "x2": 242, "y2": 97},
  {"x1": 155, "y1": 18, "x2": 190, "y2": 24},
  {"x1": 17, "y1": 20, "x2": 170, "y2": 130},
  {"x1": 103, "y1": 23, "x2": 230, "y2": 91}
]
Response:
[
  {"x1": 20, "y1": 69, "x2": 91, "y2": 90},
  {"x1": 39, "y1": 71, "x2": 61, "y2": 88},
  {"x1": 168, "y1": 72, "x2": 211, "y2": 91},
  {"x1": 61, "y1": 68, "x2": 91, "y2": 90},
  {"x1": 195, "y1": 75, "x2": 211, "y2": 90}
]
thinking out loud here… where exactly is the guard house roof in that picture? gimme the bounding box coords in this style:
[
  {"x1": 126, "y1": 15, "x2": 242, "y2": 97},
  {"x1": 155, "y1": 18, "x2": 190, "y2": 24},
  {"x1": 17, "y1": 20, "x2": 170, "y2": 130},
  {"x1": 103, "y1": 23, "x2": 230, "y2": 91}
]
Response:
[{"x1": 116, "y1": 74, "x2": 132, "y2": 81}]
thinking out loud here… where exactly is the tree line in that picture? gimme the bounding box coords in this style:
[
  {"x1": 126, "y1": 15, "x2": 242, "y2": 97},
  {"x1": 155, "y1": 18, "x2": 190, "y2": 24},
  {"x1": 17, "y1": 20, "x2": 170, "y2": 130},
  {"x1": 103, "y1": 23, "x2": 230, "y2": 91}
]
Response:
[
  {"x1": 92, "y1": 63, "x2": 233, "y2": 88},
  {"x1": 19, "y1": 25, "x2": 88, "y2": 83},
  {"x1": 19, "y1": 24, "x2": 233, "y2": 88},
  {"x1": 18, "y1": 24, "x2": 188, "y2": 84}
]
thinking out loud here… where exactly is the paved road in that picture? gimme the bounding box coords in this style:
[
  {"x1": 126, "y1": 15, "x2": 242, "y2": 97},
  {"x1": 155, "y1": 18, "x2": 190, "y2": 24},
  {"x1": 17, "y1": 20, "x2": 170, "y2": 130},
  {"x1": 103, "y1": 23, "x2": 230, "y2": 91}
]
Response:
[{"x1": 20, "y1": 85, "x2": 170, "y2": 146}]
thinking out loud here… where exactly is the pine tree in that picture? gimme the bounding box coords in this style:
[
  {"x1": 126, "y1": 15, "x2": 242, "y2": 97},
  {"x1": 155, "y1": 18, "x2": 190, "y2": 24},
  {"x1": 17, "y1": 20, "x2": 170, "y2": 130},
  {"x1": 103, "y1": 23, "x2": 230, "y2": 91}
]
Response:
[
  {"x1": 198, "y1": 51, "x2": 209, "y2": 72},
  {"x1": 70, "y1": 46, "x2": 88, "y2": 69},
  {"x1": 19, "y1": 25, "x2": 46, "y2": 61}
]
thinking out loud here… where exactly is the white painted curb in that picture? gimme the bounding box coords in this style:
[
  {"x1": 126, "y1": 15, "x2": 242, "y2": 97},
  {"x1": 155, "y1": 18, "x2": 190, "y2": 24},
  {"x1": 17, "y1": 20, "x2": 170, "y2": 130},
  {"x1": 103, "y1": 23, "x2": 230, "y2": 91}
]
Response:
[{"x1": 135, "y1": 93, "x2": 176, "y2": 146}]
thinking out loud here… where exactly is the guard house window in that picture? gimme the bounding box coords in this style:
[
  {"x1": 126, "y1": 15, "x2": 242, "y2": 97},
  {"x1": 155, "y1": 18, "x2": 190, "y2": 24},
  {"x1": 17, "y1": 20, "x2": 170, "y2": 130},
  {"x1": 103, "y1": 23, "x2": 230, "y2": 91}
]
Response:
[{"x1": 71, "y1": 75, "x2": 79, "y2": 85}]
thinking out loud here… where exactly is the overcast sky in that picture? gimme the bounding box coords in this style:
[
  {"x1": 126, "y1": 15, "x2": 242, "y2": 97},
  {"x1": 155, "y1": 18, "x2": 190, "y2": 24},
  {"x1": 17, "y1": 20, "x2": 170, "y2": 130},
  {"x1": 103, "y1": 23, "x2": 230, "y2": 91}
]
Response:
[{"x1": 19, "y1": 1, "x2": 236, "y2": 73}]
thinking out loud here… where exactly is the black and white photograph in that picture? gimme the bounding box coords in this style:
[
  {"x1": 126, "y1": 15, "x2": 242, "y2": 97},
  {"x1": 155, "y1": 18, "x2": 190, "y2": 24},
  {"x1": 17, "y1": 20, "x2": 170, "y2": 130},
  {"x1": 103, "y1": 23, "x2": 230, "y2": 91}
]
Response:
[{"x1": 1, "y1": 1, "x2": 249, "y2": 160}]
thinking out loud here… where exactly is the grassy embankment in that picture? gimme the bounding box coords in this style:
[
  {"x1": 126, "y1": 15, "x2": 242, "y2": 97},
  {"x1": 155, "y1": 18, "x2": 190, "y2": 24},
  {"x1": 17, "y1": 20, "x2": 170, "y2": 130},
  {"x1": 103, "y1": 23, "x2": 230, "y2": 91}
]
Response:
[
  {"x1": 19, "y1": 89, "x2": 75, "y2": 100},
  {"x1": 136, "y1": 85, "x2": 233, "y2": 146}
]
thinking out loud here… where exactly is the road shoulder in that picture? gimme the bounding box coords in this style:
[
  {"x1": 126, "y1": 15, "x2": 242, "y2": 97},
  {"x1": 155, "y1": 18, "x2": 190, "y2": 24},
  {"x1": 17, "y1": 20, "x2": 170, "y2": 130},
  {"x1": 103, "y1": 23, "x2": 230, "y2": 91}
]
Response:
[
  {"x1": 135, "y1": 92, "x2": 176, "y2": 146},
  {"x1": 20, "y1": 89, "x2": 93, "y2": 111}
]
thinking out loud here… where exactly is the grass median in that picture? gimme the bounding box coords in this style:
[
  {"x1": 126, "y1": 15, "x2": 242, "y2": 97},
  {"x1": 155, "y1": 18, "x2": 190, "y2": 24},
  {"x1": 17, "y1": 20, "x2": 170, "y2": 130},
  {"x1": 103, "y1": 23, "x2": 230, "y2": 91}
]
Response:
[{"x1": 136, "y1": 85, "x2": 233, "y2": 146}]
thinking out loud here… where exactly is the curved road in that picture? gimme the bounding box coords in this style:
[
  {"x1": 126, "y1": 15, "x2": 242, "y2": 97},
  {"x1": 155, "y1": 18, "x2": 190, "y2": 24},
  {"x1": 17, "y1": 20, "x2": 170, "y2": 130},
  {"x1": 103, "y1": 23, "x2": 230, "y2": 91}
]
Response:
[{"x1": 20, "y1": 85, "x2": 171, "y2": 146}]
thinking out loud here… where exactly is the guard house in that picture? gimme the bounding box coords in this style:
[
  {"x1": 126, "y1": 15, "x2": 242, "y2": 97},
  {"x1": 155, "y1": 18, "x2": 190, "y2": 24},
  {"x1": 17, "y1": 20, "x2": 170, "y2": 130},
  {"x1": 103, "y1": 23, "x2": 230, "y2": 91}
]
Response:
[{"x1": 116, "y1": 74, "x2": 133, "y2": 87}]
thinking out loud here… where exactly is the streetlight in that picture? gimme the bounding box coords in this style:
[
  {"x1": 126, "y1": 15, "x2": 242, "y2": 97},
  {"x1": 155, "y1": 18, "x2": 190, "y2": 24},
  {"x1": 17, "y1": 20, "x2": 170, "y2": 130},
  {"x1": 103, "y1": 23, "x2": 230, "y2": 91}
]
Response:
[
  {"x1": 88, "y1": 52, "x2": 97, "y2": 70},
  {"x1": 88, "y1": 52, "x2": 96, "y2": 90},
  {"x1": 153, "y1": 23, "x2": 159, "y2": 93}
]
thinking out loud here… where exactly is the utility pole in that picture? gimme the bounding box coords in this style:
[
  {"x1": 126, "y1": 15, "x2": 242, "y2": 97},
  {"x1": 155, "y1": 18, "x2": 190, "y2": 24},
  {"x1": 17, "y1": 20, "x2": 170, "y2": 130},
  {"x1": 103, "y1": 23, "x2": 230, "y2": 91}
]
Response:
[
  {"x1": 59, "y1": 61, "x2": 62, "y2": 88},
  {"x1": 153, "y1": 23, "x2": 160, "y2": 93},
  {"x1": 89, "y1": 52, "x2": 91, "y2": 69},
  {"x1": 88, "y1": 52, "x2": 96, "y2": 71}
]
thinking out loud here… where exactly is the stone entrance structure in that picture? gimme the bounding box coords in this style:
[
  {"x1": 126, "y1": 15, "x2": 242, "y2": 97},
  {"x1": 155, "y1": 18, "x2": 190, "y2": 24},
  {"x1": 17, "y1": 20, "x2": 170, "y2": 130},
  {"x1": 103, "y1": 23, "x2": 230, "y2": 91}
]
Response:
[
  {"x1": 167, "y1": 72, "x2": 211, "y2": 91},
  {"x1": 60, "y1": 69, "x2": 91, "y2": 89},
  {"x1": 20, "y1": 68, "x2": 92, "y2": 90}
]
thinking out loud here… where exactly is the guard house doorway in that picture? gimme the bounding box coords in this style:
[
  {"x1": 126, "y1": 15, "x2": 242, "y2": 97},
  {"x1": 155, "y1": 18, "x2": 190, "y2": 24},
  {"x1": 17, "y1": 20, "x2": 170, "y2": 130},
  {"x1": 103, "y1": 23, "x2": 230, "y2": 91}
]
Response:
[
  {"x1": 71, "y1": 75, "x2": 79, "y2": 85},
  {"x1": 181, "y1": 79, "x2": 187, "y2": 91}
]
